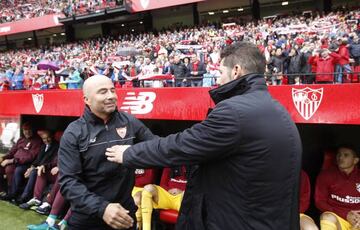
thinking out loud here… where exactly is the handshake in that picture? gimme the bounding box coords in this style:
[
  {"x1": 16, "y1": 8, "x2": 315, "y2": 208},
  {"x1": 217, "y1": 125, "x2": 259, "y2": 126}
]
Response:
[{"x1": 105, "y1": 145, "x2": 131, "y2": 164}]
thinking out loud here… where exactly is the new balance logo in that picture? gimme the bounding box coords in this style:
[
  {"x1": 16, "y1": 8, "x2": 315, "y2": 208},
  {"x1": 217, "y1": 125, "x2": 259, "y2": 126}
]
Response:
[{"x1": 120, "y1": 92, "x2": 156, "y2": 115}]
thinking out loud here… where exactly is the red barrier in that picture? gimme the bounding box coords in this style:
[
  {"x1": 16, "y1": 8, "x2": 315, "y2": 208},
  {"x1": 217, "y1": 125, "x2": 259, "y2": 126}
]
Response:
[
  {"x1": 125, "y1": 0, "x2": 205, "y2": 12},
  {"x1": 0, "y1": 84, "x2": 360, "y2": 124},
  {"x1": 0, "y1": 14, "x2": 63, "y2": 37}
]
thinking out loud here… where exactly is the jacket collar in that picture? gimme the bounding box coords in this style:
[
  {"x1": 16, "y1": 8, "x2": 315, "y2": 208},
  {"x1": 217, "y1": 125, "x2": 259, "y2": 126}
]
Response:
[
  {"x1": 209, "y1": 73, "x2": 267, "y2": 104},
  {"x1": 338, "y1": 166, "x2": 358, "y2": 179},
  {"x1": 83, "y1": 106, "x2": 116, "y2": 125}
]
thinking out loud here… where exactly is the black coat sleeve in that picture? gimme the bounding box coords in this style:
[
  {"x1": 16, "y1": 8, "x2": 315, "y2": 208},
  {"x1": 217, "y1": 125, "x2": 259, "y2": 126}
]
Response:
[
  {"x1": 58, "y1": 123, "x2": 109, "y2": 219},
  {"x1": 129, "y1": 115, "x2": 157, "y2": 143},
  {"x1": 123, "y1": 102, "x2": 241, "y2": 168}
]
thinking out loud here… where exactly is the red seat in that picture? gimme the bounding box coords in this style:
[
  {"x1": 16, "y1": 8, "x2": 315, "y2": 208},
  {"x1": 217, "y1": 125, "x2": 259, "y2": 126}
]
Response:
[
  {"x1": 54, "y1": 131, "x2": 64, "y2": 142},
  {"x1": 159, "y1": 209, "x2": 178, "y2": 224},
  {"x1": 322, "y1": 150, "x2": 336, "y2": 170}
]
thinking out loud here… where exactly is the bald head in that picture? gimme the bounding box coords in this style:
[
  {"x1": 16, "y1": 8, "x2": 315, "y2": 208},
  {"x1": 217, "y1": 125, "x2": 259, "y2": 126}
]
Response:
[
  {"x1": 83, "y1": 75, "x2": 118, "y2": 121},
  {"x1": 83, "y1": 75, "x2": 113, "y2": 98}
]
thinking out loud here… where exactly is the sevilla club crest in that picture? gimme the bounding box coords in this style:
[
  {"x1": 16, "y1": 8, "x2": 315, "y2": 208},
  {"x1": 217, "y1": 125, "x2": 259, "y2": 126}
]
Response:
[
  {"x1": 292, "y1": 87, "x2": 323, "y2": 120},
  {"x1": 140, "y1": 0, "x2": 150, "y2": 9},
  {"x1": 356, "y1": 183, "x2": 360, "y2": 193},
  {"x1": 32, "y1": 94, "x2": 44, "y2": 113},
  {"x1": 116, "y1": 127, "x2": 127, "y2": 139}
]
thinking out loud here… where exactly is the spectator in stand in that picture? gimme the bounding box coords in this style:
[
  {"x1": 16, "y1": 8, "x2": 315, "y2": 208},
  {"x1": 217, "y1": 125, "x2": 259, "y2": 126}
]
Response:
[
  {"x1": 268, "y1": 48, "x2": 285, "y2": 85},
  {"x1": 0, "y1": 68, "x2": 9, "y2": 91},
  {"x1": 188, "y1": 53, "x2": 206, "y2": 87},
  {"x1": 349, "y1": 35, "x2": 360, "y2": 81},
  {"x1": 170, "y1": 55, "x2": 188, "y2": 87},
  {"x1": 300, "y1": 170, "x2": 319, "y2": 230},
  {"x1": 0, "y1": 122, "x2": 42, "y2": 202},
  {"x1": 10, "y1": 67, "x2": 25, "y2": 90},
  {"x1": 286, "y1": 47, "x2": 304, "y2": 85},
  {"x1": 126, "y1": 62, "x2": 141, "y2": 87},
  {"x1": 315, "y1": 145, "x2": 360, "y2": 230},
  {"x1": 183, "y1": 57, "x2": 190, "y2": 70},
  {"x1": 301, "y1": 43, "x2": 316, "y2": 84},
  {"x1": 336, "y1": 38, "x2": 352, "y2": 83},
  {"x1": 66, "y1": 67, "x2": 83, "y2": 89},
  {"x1": 1, "y1": 8, "x2": 360, "y2": 88},
  {"x1": 17, "y1": 130, "x2": 58, "y2": 204},
  {"x1": 309, "y1": 48, "x2": 341, "y2": 84},
  {"x1": 349, "y1": 35, "x2": 360, "y2": 65},
  {"x1": 135, "y1": 167, "x2": 187, "y2": 230}
]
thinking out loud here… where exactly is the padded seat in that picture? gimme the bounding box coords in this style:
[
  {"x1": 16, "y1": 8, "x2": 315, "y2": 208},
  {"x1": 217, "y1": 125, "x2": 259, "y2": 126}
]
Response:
[{"x1": 159, "y1": 209, "x2": 178, "y2": 224}]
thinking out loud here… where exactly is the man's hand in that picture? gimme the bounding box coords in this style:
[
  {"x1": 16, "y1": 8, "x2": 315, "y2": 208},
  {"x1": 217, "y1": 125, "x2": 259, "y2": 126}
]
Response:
[
  {"x1": 50, "y1": 167, "x2": 59, "y2": 175},
  {"x1": 105, "y1": 145, "x2": 131, "y2": 164},
  {"x1": 37, "y1": 165, "x2": 45, "y2": 176},
  {"x1": 103, "y1": 203, "x2": 134, "y2": 229},
  {"x1": 168, "y1": 188, "x2": 183, "y2": 196},
  {"x1": 347, "y1": 210, "x2": 360, "y2": 229},
  {"x1": 1, "y1": 159, "x2": 14, "y2": 167},
  {"x1": 24, "y1": 167, "x2": 34, "y2": 178}
]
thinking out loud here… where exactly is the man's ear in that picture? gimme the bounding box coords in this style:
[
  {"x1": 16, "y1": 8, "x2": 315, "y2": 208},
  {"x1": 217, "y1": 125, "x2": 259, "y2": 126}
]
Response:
[
  {"x1": 84, "y1": 96, "x2": 89, "y2": 105},
  {"x1": 233, "y1": 65, "x2": 242, "y2": 79},
  {"x1": 354, "y1": 157, "x2": 359, "y2": 165}
]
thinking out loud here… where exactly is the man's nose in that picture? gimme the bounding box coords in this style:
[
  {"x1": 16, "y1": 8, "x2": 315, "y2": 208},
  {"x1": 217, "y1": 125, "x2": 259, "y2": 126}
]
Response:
[{"x1": 106, "y1": 91, "x2": 116, "y2": 99}]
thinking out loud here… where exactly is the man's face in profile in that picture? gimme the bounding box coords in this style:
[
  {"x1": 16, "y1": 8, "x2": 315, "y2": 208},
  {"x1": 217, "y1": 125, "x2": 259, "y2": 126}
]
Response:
[
  {"x1": 40, "y1": 133, "x2": 52, "y2": 145},
  {"x1": 218, "y1": 59, "x2": 235, "y2": 86},
  {"x1": 23, "y1": 128, "x2": 33, "y2": 139},
  {"x1": 336, "y1": 147, "x2": 359, "y2": 171}
]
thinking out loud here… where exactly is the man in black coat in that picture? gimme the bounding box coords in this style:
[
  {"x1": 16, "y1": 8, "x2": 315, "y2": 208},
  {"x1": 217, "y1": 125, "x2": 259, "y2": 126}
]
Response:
[
  {"x1": 58, "y1": 75, "x2": 155, "y2": 230},
  {"x1": 106, "y1": 42, "x2": 302, "y2": 230},
  {"x1": 170, "y1": 55, "x2": 189, "y2": 87}
]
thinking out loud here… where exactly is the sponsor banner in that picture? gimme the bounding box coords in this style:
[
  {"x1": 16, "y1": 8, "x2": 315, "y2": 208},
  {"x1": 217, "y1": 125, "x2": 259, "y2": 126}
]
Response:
[
  {"x1": 0, "y1": 14, "x2": 63, "y2": 37},
  {"x1": 0, "y1": 84, "x2": 360, "y2": 124},
  {"x1": 125, "y1": 0, "x2": 205, "y2": 12}
]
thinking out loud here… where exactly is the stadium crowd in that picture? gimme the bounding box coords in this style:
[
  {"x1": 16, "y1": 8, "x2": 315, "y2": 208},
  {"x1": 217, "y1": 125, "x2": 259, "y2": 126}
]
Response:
[
  {"x1": 0, "y1": 8, "x2": 359, "y2": 90},
  {"x1": 0, "y1": 0, "x2": 120, "y2": 23}
]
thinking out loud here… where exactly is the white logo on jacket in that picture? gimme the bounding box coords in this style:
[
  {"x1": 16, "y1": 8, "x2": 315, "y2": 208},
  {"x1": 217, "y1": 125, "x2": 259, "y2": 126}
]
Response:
[
  {"x1": 135, "y1": 169, "x2": 145, "y2": 175},
  {"x1": 116, "y1": 127, "x2": 127, "y2": 139},
  {"x1": 292, "y1": 87, "x2": 323, "y2": 120},
  {"x1": 89, "y1": 137, "x2": 97, "y2": 143},
  {"x1": 356, "y1": 183, "x2": 360, "y2": 193},
  {"x1": 120, "y1": 92, "x2": 156, "y2": 114},
  {"x1": 32, "y1": 94, "x2": 44, "y2": 113}
]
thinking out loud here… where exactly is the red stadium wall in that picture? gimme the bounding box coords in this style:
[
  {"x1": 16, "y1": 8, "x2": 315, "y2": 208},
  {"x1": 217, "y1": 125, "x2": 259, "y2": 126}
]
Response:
[
  {"x1": 125, "y1": 0, "x2": 205, "y2": 12},
  {"x1": 0, "y1": 14, "x2": 64, "y2": 37},
  {"x1": 0, "y1": 85, "x2": 359, "y2": 124}
]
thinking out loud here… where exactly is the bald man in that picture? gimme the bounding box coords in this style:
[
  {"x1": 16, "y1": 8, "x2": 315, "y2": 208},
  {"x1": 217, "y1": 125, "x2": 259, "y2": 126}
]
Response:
[{"x1": 58, "y1": 75, "x2": 156, "y2": 230}]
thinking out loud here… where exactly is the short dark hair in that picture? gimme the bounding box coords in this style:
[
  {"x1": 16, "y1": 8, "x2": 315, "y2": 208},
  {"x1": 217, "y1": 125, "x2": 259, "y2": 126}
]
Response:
[
  {"x1": 220, "y1": 42, "x2": 265, "y2": 75},
  {"x1": 336, "y1": 144, "x2": 359, "y2": 158}
]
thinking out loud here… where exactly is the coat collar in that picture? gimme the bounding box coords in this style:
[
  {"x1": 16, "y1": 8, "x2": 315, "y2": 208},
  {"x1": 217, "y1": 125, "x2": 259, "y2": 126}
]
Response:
[
  {"x1": 83, "y1": 106, "x2": 116, "y2": 125},
  {"x1": 209, "y1": 73, "x2": 267, "y2": 104}
]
